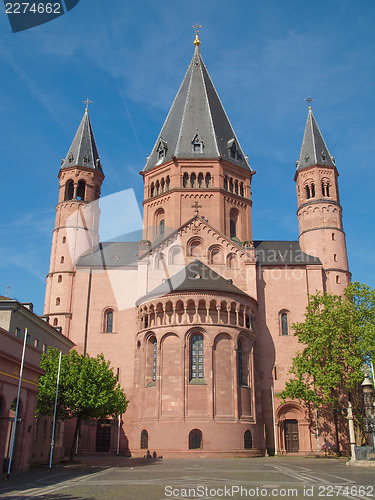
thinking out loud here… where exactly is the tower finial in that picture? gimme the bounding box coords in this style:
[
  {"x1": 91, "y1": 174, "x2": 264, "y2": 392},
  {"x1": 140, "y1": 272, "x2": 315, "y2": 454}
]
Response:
[
  {"x1": 192, "y1": 24, "x2": 202, "y2": 47},
  {"x1": 83, "y1": 97, "x2": 93, "y2": 112},
  {"x1": 304, "y1": 96, "x2": 314, "y2": 110}
]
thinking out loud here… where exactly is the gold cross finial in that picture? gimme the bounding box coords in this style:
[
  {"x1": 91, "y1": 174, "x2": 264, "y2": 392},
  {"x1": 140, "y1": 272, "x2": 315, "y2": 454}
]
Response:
[
  {"x1": 83, "y1": 98, "x2": 93, "y2": 111},
  {"x1": 192, "y1": 201, "x2": 202, "y2": 216},
  {"x1": 304, "y1": 96, "x2": 314, "y2": 110},
  {"x1": 192, "y1": 24, "x2": 202, "y2": 47}
]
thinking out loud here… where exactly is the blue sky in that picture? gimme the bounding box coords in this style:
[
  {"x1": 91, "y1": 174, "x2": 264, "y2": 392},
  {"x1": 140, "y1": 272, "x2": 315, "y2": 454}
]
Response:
[{"x1": 0, "y1": 0, "x2": 374, "y2": 314}]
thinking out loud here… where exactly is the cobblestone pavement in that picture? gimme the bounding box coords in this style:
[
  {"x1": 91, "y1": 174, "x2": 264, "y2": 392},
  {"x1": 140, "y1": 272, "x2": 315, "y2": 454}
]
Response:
[{"x1": 0, "y1": 456, "x2": 374, "y2": 500}]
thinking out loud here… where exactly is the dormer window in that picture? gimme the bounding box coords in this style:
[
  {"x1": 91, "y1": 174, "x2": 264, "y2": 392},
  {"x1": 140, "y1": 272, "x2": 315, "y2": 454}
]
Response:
[
  {"x1": 68, "y1": 153, "x2": 74, "y2": 163},
  {"x1": 156, "y1": 139, "x2": 168, "y2": 161},
  {"x1": 192, "y1": 133, "x2": 204, "y2": 153},
  {"x1": 321, "y1": 151, "x2": 326, "y2": 161},
  {"x1": 227, "y1": 138, "x2": 241, "y2": 161},
  {"x1": 83, "y1": 153, "x2": 89, "y2": 163}
]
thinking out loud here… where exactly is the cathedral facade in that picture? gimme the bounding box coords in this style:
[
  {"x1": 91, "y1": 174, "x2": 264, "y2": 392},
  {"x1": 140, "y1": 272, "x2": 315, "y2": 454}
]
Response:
[{"x1": 43, "y1": 35, "x2": 350, "y2": 457}]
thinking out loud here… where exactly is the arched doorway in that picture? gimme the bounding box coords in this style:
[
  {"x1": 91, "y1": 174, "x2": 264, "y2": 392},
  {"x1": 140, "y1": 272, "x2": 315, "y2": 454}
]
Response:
[{"x1": 95, "y1": 420, "x2": 111, "y2": 452}]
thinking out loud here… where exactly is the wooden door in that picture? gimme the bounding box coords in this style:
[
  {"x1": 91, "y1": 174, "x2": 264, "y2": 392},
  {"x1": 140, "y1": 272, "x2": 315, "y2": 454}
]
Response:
[
  {"x1": 95, "y1": 421, "x2": 111, "y2": 452},
  {"x1": 284, "y1": 419, "x2": 299, "y2": 453}
]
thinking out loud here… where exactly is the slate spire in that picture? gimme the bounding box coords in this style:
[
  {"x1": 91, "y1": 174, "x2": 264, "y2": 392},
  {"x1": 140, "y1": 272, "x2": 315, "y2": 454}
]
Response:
[
  {"x1": 144, "y1": 37, "x2": 250, "y2": 172},
  {"x1": 61, "y1": 109, "x2": 103, "y2": 173},
  {"x1": 297, "y1": 107, "x2": 335, "y2": 170}
]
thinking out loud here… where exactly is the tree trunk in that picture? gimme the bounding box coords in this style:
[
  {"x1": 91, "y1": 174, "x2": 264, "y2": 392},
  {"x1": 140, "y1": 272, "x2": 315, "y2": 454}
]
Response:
[{"x1": 69, "y1": 416, "x2": 81, "y2": 462}]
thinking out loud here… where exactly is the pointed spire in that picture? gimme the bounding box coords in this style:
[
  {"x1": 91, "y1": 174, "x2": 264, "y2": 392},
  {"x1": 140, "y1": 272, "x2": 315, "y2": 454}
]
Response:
[
  {"x1": 61, "y1": 109, "x2": 103, "y2": 173},
  {"x1": 143, "y1": 40, "x2": 250, "y2": 172},
  {"x1": 297, "y1": 107, "x2": 335, "y2": 170}
]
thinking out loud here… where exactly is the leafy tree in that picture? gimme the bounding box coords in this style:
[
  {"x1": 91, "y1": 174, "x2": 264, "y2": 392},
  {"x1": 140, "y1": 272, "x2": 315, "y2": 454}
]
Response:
[
  {"x1": 36, "y1": 348, "x2": 128, "y2": 461},
  {"x1": 279, "y1": 282, "x2": 375, "y2": 454}
]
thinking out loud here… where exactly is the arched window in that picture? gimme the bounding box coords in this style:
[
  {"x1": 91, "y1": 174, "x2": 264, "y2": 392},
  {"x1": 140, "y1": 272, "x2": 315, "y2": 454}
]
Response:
[
  {"x1": 154, "y1": 209, "x2": 165, "y2": 238},
  {"x1": 65, "y1": 180, "x2": 74, "y2": 200},
  {"x1": 281, "y1": 312, "x2": 288, "y2": 336},
  {"x1": 189, "y1": 429, "x2": 202, "y2": 449},
  {"x1": 238, "y1": 339, "x2": 243, "y2": 385},
  {"x1": 150, "y1": 183, "x2": 155, "y2": 197},
  {"x1": 226, "y1": 253, "x2": 238, "y2": 270},
  {"x1": 190, "y1": 334, "x2": 204, "y2": 380},
  {"x1": 229, "y1": 178, "x2": 234, "y2": 192},
  {"x1": 188, "y1": 238, "x2": 203, "y2": 257},
  {"x1": 198, "y1": 173, "x2": 204, "y2": 188},
  {"x1": 169, "y1": 246, "x2": 184, "y2": 265},
  {"x1": 56, "y1": 297, "x2": 60, "y2": 306},
  {"x1": 166, "y1": 176, "x2": 170, "y2": 191},
  {"x1": 76, "y1": 180, "x2": 86, "y2": 201},
  {"x1": 183, "y1": 173, "x2": 189, "y2": 188},
  {"x1": 53, "y1": 318, "x2": 58, "y2": 326},
  {"x1": 58, "y1": 275, "x2": 62, "y2": 283},
  {"x1": 105, "y1": 310, "x2": 114, "y2": 333},
  {"x1": 244, "y1": 430, "x2": 252, "y2": 449},
  {"x1": 154, "y1": 253, "x2": 164, "y2": 269},
  {"x1": 230, "y1": 209, "x2": 238, "y2": 239},
  {"x1": 336, "y1": 275, "x2": 340, "y2": 284},
  {"x1": 205, "y1": 173, "x2": 211, "y2": 188},
  {"x1": 224, "y1": 176, "x2": 228, "y2": 191},
  {"x1": 161, "y1": 178, "x2": 165, "y2": 193},
  {"x1": 305, "y1": 185, "x2": 311, "y2": 199},
  {"x1": 190, "y1": 173, "x2": 196, "y2": 188},
  {"x1": 60, "y1": 256, "x2": 64, "y2": 264},
  {"x1": 159, "y1": 219, "x2": 165, "y2": 237},
  {"x1": 208, "y1": 246, "x2": 223, "y2": 264},
  {"x1": 235, "y1": 180, "x2": 239, "y2": 195},
  {"x1": 155, "y1": 180, "x2": 160, "y2": 195},
  {"x1": 311, "y1": 183, "x2": 315, "y2": 198},
  {"x1": 62, "y1": 236, "x2": 66, "y2": 243},
  {"x1": 140, "y1": 429, "x2": 148, "y2": 449},
  {"x1": 240, "y1": 182, "x2": 244, "y2": 197}
]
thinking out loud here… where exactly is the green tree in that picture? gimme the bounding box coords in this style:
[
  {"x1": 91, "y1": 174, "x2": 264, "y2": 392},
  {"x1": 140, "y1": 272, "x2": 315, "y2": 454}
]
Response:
[
  {"x1": 36, "y1": 349, "x2": 128, "y2": 461},
  {"x1": 279, "y1": 282, "x2": 375, "y2": 454}
]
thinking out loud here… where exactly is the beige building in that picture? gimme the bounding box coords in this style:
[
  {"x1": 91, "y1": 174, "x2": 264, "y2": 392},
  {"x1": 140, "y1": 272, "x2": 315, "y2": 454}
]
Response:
[{"x1": 0, "y1": 296, "x2": 74, "y2": 469}]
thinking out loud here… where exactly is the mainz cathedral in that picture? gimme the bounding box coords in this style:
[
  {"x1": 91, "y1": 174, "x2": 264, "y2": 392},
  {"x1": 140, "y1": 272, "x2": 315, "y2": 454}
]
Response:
[{"x1": 43, "y1": 32, "x2": 350, "y2": 457}]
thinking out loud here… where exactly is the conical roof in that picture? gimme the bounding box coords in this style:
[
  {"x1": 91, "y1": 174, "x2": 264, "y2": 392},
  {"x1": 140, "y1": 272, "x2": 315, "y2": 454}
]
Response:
[
  {"x1": 61, "y1": 109, "x2": 103, "y2": 173},
  {"x1": 143, "y1": 40, "x2": 251, "y2": 172},
  {"x1": 297, "y1": 107, "x2": 335, "y2": 170},
  {"x1": 137, "y1": 259, "x2": 248, "y2": 305}
]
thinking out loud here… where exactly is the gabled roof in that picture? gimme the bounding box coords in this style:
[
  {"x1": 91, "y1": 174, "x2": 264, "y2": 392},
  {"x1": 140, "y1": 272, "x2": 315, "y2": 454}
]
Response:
[
  {"x1": 296, "y1": 107, "x2": 335, "y2": 170},
  {"x1": 137, "y1": 259, "x2": 249, "y2": 305},
  {"x1": 61, "y1": 109, "x2": 103, "y2": 174},
  {"x1": 76, "y1": 242, "x2": 139, "y2": 268},
  {"x1": 143, "y1": 41, "x2": 251, "y2": 172}
]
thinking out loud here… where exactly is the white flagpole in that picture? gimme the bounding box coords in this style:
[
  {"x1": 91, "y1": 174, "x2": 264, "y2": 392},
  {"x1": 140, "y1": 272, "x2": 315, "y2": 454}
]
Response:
[
  {"x1": 117, "y1": 414, "x2": 121, "y2": 455},
  {"x1": 7, "y1": 328, "x2": 28, "y2": 479},
  {"x1": 271, "y1": 386, "x2": 278, "y2": 456},
  {"x1": 49, "y1": 351, "x2": 62, "y2": 470}
]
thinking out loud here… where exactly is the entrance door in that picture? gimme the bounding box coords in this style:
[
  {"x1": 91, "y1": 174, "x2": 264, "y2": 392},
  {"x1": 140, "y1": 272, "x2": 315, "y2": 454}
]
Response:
[
  {"x1": 284, "y1": 419, "x2": 299, "y2": 453},
  {"x1": 95, "y1": 421, "x2": 111, "y2": 452}
]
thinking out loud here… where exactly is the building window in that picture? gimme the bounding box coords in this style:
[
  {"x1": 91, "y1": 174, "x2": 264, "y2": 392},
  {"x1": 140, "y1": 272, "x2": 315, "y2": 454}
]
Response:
[
  {"x1": 332, "y1": 233, "x2": 335, "y2": 241},
  {"x1": 159, "y1": 219, "x2": 165, "y2": 237},
  {"x1": 15, "y1": 327, "x2": 21, "y2": 338},
  {"x1": 53, "y1": 318, "x2": 58, "y2": 326},
  {"x1": 238, "y1": 340, "x2": 243, "y2": 385},
  {"x1": 334, "y1": 254, "x2": 337, "y2": 262},
  {"x1": 183, "y1": 173, "x2": 188, "y2": 188},
  {"x1": 230, "y1": 209, "x2": 238, "y2": 239},
  {"x1": 190, "y1": 335, "x2": 204, "y2": 380},
  {"x1": 244, "y1": 430, "x2": 252, "y2": 449},
  {"x1": 190, "y1": 173, "x2": 196, "y2": 188},
  {"x1": 205, "y1": 173, "x2": 211, "y2": 188},
  {"x1": 26, "y1": 332, "x2": 31, "y2": 343},
  {"x1": 166, "y1": 176, "x2": 170, "y2": 191},
  {"x1": 150, "y1": 183, "x2": 155, "y2": 197},
  {"x1": 140, "y1": 429, "x2": 148, "y2": 449},
  {"x1": 60, "y1": 256, "x2": 64, "y2": 264},
  {"x1": 62, "y1": 236, "x2": 66, "y2": 243},
  {"x1": 58, "y1": 275, "x2": 62, "y2": 283},
  {"x1": 336, "y1": 275, "x2": 340, "y2": 284},
  {"x1": 240, "y1": 182, "x2": 244, "y2": 197},
  {"x1": 65, "y1": 180, "x2": 74, "y2": 201},
  {"x1": 281, "y1": 312, "x2": 289, "y2": 336},
  {"x1": 56, "y1": 297, "x2": 60, "y2": 306},
  {"x1": 152, "y1": 339, "x2": 157, "y2": 381},
  {"x1": 43, "y1": 344, "x2": 48, "y2": 354},
  {"x1": 189, "y1": 429, "x2": 202, "y2": 449},
  {"x1": 198, "y1": 173, "x2": 204, "y2": 188},
  {"x1": 76, "y1": 180, "x2": 86, "y2": 201},
  {"x1": 105, "y1": 310, "x2": 114, "y2": 333},
  {"x1": 224, "y1": 176, "x2": 228, "y2": 190},
  {"x1": 34, "y1": 338, "x2": 40, "y2": 349}
]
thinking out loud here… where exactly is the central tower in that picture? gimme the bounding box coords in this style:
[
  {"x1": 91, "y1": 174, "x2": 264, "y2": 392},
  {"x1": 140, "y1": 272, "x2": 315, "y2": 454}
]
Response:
[{"x1": 141, "y1": 34, "x2": 255, "y2": 244}]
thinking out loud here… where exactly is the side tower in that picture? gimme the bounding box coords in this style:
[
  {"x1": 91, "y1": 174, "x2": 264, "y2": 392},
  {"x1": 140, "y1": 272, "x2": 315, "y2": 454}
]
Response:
[
  {"x1": 44, "y1": 107, "x2": 104, "y2": 336},
  {"x1": 141, "y1": 34, "x2": 255, "y2": 244},
  {"x1": 295, "y1": 107, "x2": 350, "y2": 293}
]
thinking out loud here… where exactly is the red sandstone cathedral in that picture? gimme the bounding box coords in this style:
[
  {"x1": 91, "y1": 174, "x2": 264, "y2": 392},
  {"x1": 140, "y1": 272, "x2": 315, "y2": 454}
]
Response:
[{"x1": 43, "y1": 33, "x2": 350, "y2": 457}]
